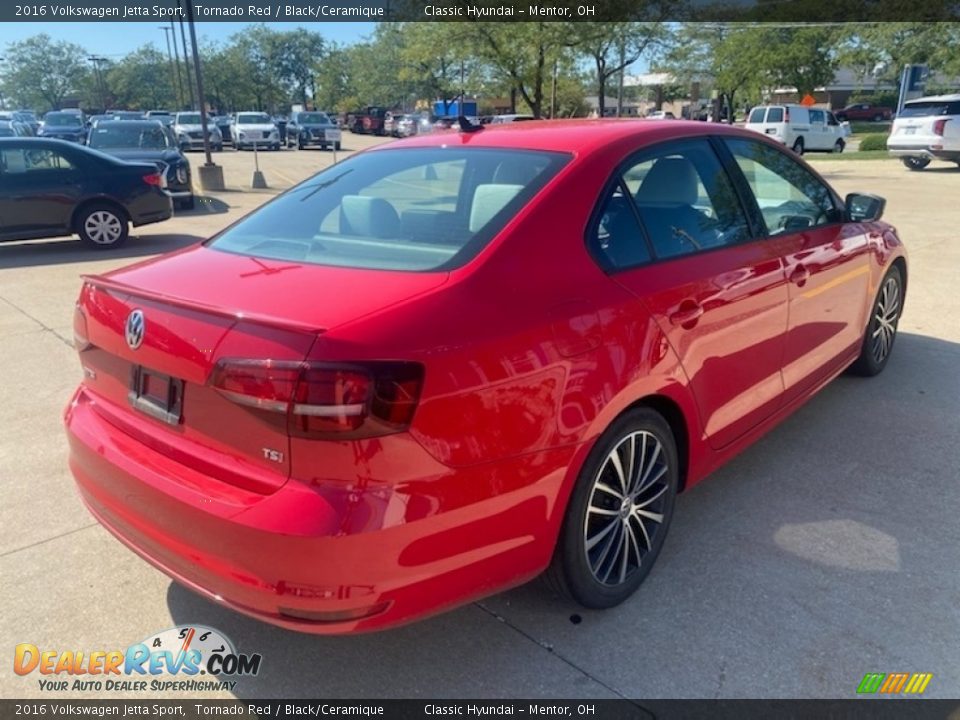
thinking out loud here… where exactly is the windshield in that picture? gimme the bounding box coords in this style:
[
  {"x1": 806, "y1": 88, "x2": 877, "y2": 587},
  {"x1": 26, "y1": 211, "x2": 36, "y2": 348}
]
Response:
[
  {"x1": 900, "y1": 100, "x2": 960, "y2": 118},
  {"x1": 208, "y1": 147, "x2": 570, "y2": 272},
  {"x1": 237, "y1": 113, "x2": 271, "y2": 124},
  {"x1": 88, "y1": 125, "x2": 170, "y2": 150},
  {"x1": 45, "y1": 113, "x2": 82, "y2": 127},
  {"x1": 297, "y1": 113, "x2": 330, "y2": 124},
  {"x1": 177, "y1": 113, "x2": 201, "y2": 124}
]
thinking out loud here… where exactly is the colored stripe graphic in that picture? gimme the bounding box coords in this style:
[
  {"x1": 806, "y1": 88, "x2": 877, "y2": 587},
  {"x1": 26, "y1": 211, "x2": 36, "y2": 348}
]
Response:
[
  {"x1": 857, "y1": 673, "x2": 885, "y2": 694},
  {"x1": 858, "y1": 672, "x2": 933, "y2": 695}
]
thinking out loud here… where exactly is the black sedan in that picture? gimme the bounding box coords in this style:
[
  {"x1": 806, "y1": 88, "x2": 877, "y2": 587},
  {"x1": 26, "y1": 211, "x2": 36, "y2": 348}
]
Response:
[
  {"x1": 86, "y1": 120, "x2": 194, "y2": 209},
  {"x1": 0, "y1": 138, "x2": 172, "y2": 248},
  {"x1": 38, "y1": 112, "x2": 87, "y2": 144}
]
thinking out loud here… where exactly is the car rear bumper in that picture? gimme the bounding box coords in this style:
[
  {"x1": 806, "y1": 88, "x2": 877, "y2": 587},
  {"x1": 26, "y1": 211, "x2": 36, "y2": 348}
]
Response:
[
  {"x1": 888, "y1": 143, "x2": 960, "y2": 161},
  {"x1": 64, "y1": 386, "x2": 576, "y2": 634}
]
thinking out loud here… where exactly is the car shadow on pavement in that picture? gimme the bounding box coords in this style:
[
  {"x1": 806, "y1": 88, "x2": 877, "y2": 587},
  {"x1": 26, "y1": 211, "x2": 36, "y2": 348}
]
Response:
[
  {"x1": 174, "y1": 196, "x2": 231, "y2": 216},
  {"x1": 166, "y1": 332, "x2": 959, "y2": 698},
  {"x1": 0, "y1": 233, "x2": 204, "y2": 269}
]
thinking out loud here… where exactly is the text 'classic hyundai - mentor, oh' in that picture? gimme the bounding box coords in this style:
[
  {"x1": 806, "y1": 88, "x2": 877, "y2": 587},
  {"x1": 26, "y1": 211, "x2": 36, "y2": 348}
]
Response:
[{"x1": 65, "y1": 119, "x2": 907, "y2": 633}]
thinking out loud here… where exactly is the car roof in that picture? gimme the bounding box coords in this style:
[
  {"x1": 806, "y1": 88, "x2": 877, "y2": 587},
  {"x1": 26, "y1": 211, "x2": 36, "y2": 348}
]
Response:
[
  {"x1": 95, "y1": 120, "x2": 166, "y2": 129},
  {"x1": 381, "y1": 118, "x2": 755, "y2": 155},
  {"x1": 906, "y1": 94, "x2": 960, "y2": 103}
]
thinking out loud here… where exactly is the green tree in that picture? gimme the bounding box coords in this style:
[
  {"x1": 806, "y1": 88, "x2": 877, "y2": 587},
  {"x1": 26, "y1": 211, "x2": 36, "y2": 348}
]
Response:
[
  {"x1": 274, "y1": 28, "x2": 325, "y2": 106},
  {"x1": 105, "y1": 46, "x2": 176, "y2": 110},
  {"x1": 314, "y1": 43, "x2": 354, "y2": 112},
  {"x1": 1, "y1": 34, "x2": 90, "y2": 111},
  {"x1": 568, "y1": 22, "x2": 669, "y2": 117}
]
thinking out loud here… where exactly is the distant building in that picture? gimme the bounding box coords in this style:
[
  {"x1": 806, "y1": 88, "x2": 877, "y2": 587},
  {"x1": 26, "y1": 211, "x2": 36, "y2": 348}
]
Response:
[{"x1": 769, "y1": 67, "x2": 960, "y2": 108}]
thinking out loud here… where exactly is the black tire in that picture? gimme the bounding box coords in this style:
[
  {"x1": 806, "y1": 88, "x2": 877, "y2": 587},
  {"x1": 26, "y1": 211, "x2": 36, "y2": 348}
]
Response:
[
  {"x1": 833, "y1": 139, "x2": 845, "y2": 154},
  {"x1": 849, "y1": 266, "x2": 903, "y2": 377},
  {"x1": 901, "y1": 156, "x2": 930, "y2": 171},
  {"x1": 545, "y1": 408, "x2": 679, "y2": 609},
  {"x1": 873, "y1": 114, "x2": 883, "y2": 122},
  {"x1": 76, "y1": 202, "x2": 129, "y2": 249},
  {"x1": 792, "y1": 137, "x2": 804, "y2": 155}
]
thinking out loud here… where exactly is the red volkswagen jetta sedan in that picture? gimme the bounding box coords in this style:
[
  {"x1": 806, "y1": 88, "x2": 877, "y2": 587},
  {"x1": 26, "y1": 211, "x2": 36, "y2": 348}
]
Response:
[{"x1": 65, "y1": 120, "x2": 906, "y2": 633}]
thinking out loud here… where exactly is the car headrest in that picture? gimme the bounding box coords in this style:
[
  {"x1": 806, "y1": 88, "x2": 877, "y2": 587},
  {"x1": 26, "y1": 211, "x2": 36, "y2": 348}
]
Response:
[
  {"x1": 469, "y1": 184, "x2": 523, "y2": 233},
  {"x1": 635, "y1": 157, "x2": 699, "y2": 206},
  {"x1": 492, "y1": 161, "x2": 538, "y2": 186},
  {"x1": 339, "y1": 195, "x2": 400, "y2": 239}
]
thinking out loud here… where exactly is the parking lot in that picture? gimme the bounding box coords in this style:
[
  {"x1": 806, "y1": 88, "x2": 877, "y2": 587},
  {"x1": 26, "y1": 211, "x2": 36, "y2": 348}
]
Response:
[{"x1": 1, "y1": 141, "x2": 958, "y2": 700}]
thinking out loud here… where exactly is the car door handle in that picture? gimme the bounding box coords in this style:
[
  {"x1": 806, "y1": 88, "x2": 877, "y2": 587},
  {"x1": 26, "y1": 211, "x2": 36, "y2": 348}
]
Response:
[
  {"x1": 669, "y1": 302, "x2": 704, "y2": 328},
  {"x1": 788, "y1": 265, "x2": 810, "y2": 286}
]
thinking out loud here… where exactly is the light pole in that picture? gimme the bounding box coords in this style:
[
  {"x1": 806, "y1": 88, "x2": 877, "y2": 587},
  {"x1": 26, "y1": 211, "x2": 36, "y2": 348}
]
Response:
[
  {"x1": 159, "y1": 26, "x2": 182, "y2": 109},
  {"x1": 177, "y1": 1, "x2": 196, "y2": 109},
  {"x1": 184, "y1": 0, "x2": 224, "y2": 190},
  {"x1": 168, "y1": 21, "x2": 186, "y2": 110},
  {"x1": 87, "y1": 56, "x2": 107, "y2": 112}
]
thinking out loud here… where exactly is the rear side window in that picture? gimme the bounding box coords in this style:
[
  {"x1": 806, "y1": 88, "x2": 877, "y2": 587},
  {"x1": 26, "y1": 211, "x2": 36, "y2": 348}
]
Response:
[
  {"x1": 724, "y1": 138, "x2": 838, "y2": 234},
  {"x1": 209, "y1": 148, "x2": 569, "y2": 271},
  {"x1": 588, "y1": 183, "x2": 652, "y2": 270},
  {"x1": 748, "y1": 108, "x2": 766, "y2": 123},
  {"x1": 767, "y1": 108, "x2": 784, "y2": 123},
  {"x1": 1, "y1": 148, "x2": 74, "y2": 173}
]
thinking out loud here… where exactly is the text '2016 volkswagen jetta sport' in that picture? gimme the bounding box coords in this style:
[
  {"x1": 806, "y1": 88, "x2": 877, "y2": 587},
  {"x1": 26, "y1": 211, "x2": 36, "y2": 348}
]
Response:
[{"x1": 65, "y1": 120, "x2": 907, "y2": 633}]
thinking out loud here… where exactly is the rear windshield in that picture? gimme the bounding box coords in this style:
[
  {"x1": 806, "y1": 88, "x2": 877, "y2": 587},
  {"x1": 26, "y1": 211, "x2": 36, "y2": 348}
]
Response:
[
  {"x1": 89, "y1": 124, "x2": 171, "y2": 150},
  {"x1": 748, "y1": 108, "x2": 765, "y2": 123},
  {"x1": 208, "y1": 147, "x2": 569, "y2": 271},
  {"x1": 766, "y1": 107, "x2": 784, "y2": 123},
  {"x1": 899, "y1": 101, "x2": 960, "y2": 117},
  {"x1": 45, "y1": 113, "x2": 82, "y2": 126}
]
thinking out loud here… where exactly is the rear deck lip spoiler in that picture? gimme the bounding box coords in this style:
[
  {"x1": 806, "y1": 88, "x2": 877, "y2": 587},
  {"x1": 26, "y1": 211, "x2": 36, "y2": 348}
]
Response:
[{"x1": 81, "y1": 274, "x2": 327, "y2": 335}]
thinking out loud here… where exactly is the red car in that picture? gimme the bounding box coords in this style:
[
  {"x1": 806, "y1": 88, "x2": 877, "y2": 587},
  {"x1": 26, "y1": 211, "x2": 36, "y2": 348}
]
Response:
[
  {"x1": 65, "y1": 120, "x2": 907, "y2": 633},
  {"x1": 835, "y1": 103, "x2": 894, "y2": 122}
]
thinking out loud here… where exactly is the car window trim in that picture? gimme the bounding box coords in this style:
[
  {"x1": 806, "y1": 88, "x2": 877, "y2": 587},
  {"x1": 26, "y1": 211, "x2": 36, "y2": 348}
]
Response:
[
  {"x1": 584, "y1": 135, "x2": 756, "y2": 275},
  {"x1": 716, "y1": 136, "x2": 846, "y2": 239}
]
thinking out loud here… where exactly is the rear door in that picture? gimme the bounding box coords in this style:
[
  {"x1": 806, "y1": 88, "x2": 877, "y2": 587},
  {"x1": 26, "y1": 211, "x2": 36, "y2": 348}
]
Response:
[
  {"x1": 591, "y1": 137, "x2": 790, "y2": 449},
  {"x1": 0, "y1": 144, "x2": 82, "y2": 237},
  {"x1": 721, "y1": 137, "x2": 872, "y2": 403}
]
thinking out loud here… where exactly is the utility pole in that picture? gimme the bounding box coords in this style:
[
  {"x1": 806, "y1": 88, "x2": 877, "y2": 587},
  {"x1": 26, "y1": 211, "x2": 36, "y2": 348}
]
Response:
[
  {"x1": 184, "y1": 0, "x2": 224, "y2": 190},
  {"x1": 550, "y1": 58, "x2": 558, "y2": 119},
  {"x1": 177, "y1": 0, "x2": 196, "y2": 109},
  {"x1": 159, "y1": 26, "x2": 181, "y2": 109},
  {"x1": 168, "y1": 21, "x2": 186, "y2": 111},
  {"x1": 87, "y1": 56, "x2": 107, "y2": 112}
]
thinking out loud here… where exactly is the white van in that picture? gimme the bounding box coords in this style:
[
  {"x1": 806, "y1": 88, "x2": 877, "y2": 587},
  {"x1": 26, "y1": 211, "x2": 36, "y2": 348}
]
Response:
[{"x1": 745, "y1": 104, "x2": 847, "y2": 154}]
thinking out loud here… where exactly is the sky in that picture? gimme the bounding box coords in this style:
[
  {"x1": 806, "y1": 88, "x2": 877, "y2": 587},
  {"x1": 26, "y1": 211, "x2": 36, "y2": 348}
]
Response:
[{"x1": 0, "y1": 22, "x2": 376, "y2": 59}]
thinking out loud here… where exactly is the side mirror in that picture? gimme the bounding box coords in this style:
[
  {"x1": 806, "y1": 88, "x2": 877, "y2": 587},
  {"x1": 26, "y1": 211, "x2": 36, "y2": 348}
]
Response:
[{"x1": 845, "y1": 193, "x2": 885, "y2": 222}]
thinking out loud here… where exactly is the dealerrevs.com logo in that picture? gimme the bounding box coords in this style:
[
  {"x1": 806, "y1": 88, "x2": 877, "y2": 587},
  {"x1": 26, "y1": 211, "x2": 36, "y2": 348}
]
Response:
[{"x1": 14, "y1": 626, "x2": 262, "y2": 693}]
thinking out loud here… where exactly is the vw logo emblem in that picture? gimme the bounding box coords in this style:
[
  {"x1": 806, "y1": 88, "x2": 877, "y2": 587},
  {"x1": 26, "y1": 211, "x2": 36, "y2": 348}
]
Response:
[{"x1": 125, "y1": 310, "x2": 145, "y2": 350}]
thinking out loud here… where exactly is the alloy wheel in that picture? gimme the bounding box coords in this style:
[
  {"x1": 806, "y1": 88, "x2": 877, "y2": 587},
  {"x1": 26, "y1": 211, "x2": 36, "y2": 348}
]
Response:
[
  {"x1": 871, "y1": 275, "x2": 901, "y2": 364},
  {"x1": 84, "y1": 210, "x2": 123, "y2": 245},
  {"x1": 584, "y1": 431, "x2": 670, "y2": 586}
]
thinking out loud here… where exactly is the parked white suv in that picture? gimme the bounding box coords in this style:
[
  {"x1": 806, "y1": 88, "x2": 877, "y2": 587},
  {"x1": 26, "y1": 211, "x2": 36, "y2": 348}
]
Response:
[
  {"x1": 231, "y1": 112, "x2": 281, "y2": 151},
  {"x1": 887, "y1": 94, "x2": 960, "y2": 170},
  {"x1": 745, "y1": 104, "x2": 848, "y2": 155}
]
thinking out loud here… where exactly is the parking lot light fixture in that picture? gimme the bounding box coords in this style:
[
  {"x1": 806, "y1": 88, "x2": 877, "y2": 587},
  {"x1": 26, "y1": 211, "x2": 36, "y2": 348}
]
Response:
[{"x1": 184, "y1": 0, "x2": 224, "y2": 191}]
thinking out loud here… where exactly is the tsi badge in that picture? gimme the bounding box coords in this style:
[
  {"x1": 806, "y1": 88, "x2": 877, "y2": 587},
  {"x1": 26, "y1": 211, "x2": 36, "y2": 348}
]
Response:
[
  {"x1": 125, "y1": 309, "x2": 145, "y2": 350},
  {"x1": 13, "y1": 625, "x2": 262, "y2": 693}
]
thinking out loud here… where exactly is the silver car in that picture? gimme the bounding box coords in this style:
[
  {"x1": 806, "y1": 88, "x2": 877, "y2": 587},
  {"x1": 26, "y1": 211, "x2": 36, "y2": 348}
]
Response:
[
  {"x1": 173, "y1": 112, "x2": 223, "y2": 152},
  {"x1": 232, "y1": 112, "x2": 281, "y2": 151}
]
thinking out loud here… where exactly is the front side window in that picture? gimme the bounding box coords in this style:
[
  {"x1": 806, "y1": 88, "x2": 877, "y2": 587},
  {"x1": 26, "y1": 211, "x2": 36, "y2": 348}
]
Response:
[
  {"x1": 621, "y1": 139, "x2": 751, "y2": 260},
  {"x1": 208, "y1": 148, "x2": 569, "y2": 271},
  {"x1": 724, "y1": 138, "x2": 838, "y2": 234},
  {"x1": 810, "y1": 109, "x2": 825, "y2": 124}
]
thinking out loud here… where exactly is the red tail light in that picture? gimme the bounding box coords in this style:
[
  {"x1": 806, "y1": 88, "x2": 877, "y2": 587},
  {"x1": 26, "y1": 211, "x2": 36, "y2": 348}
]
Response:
[
  {"x1": 784, "y1": 107, "x2": 790, "y2": 123},
  {"x1": 933, "y1": 118, "x2": 949, "y2": 136},
  {"x1": 142, "y1": 173, "x2": 163, "y2": 187},
  {"x1": 210, "y1": 359, "x2": 424, "y2": 439}
]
